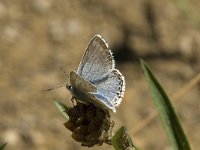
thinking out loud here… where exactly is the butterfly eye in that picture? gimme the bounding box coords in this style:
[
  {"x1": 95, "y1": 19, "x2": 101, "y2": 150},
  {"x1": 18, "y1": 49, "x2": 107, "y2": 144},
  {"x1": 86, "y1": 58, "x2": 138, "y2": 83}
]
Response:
[{"x1": 66, "y1": 84, "x2": 72, "y2": 91}]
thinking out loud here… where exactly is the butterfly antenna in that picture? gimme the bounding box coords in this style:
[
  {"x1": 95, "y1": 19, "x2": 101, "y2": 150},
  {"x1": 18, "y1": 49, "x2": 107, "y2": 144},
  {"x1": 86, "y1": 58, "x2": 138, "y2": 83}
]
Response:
[
  {"x1": 60, "y1": 65, "x2": 69, "y2": 78},
  {"x1": 45, "y1": 84, "x2": 66, "y2": 92}
]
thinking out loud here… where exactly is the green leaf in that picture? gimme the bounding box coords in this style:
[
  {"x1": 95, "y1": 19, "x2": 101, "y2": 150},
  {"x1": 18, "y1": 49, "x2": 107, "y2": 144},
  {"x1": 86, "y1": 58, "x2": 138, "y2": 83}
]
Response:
[
  {"x1": 141, "y1": 60, "x2": 191, "y2": 150},
  {"x1": 0, "y1": 143, "x2": 7, "y2": 150},
  {"x1": 54, "y1": 100, "x2": 69, "y2": 120},
  {"x1": 112, "y1": 126, "x2": 136, "y2": 150}
]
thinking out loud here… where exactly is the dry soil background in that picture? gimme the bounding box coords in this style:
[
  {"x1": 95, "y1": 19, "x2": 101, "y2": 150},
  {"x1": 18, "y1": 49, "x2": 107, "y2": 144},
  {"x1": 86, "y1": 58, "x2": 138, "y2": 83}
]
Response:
[{"x1": 0, "y1": 0, "x2": 200, "y2": 150}]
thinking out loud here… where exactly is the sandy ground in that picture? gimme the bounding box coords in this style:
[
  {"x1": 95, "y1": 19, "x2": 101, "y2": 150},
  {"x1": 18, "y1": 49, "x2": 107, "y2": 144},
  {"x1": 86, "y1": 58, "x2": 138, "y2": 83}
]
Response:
[{"x1": 0, "y1": 0, "x2": 200, "y2": 150}]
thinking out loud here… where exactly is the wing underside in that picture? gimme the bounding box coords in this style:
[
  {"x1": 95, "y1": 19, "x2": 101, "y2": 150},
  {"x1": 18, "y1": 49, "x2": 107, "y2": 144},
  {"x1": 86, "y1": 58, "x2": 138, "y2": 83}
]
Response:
[
  {"x1": 77, "y1": 35, "x2": 115, "y2": 82},
  {"x1": 92, "y1": 69, "x2": 125, "y2": 108}
]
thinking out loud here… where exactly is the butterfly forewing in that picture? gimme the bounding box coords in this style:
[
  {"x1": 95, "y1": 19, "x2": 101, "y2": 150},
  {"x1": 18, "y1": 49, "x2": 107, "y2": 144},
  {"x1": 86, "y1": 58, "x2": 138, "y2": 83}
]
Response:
[{"x1": 77, "y1": 35, "x2": 115, "y2": 83}]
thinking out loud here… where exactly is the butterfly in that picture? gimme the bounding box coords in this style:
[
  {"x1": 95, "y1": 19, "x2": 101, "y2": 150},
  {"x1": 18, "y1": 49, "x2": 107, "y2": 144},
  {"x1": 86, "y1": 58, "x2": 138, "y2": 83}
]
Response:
[{"x1": 67, "y1": 35, "x2": 125, "y2": 113}]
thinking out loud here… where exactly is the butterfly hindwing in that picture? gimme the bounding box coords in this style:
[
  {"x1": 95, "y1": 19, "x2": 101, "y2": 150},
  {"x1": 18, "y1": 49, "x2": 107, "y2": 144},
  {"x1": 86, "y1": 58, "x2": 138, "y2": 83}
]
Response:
[{"x1": 92, "y1": 69, "x2": 125, "y2": 107}]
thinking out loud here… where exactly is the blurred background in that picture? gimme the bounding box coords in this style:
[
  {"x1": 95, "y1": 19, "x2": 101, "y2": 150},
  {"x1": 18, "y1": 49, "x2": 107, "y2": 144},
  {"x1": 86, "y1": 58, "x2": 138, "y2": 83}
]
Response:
[{"x1": 0, "y1": 0, "x2": 200, "y2": 149}]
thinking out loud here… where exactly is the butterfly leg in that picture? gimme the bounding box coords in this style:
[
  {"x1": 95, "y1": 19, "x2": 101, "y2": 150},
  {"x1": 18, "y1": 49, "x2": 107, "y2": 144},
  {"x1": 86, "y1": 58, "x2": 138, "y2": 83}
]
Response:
[{"x1": 71, "y1": 97, "x2": 76, "y2": 106}]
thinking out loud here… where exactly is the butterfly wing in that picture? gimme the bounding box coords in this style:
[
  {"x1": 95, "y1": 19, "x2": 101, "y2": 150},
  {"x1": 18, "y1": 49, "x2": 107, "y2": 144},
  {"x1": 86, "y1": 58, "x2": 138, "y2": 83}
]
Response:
[
  {"x1": 70, "y1": 71, "x2": 97, "y2": 97},
  {"x1": 93, "y1": 69, "x2": 125, "y2": 108},
  {"x1": 77, "y1": 35, "x2": 115, "y2": 82},
  {"x1": 91, "y1": 93, "x2": 116, "y2": 113}
]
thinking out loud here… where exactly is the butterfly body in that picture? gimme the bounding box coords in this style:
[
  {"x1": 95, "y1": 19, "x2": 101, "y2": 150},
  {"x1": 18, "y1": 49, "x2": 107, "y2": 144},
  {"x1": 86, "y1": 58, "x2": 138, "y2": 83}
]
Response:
[{"x1": 67, "y1": 35, "x2": 125, "y2": 113}]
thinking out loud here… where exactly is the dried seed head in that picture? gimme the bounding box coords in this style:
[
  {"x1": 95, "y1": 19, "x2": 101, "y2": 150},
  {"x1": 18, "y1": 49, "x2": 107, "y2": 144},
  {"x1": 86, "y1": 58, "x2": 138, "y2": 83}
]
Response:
[{"x1": 64, "y1": 102, "x2": 114, "y2": 147}]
